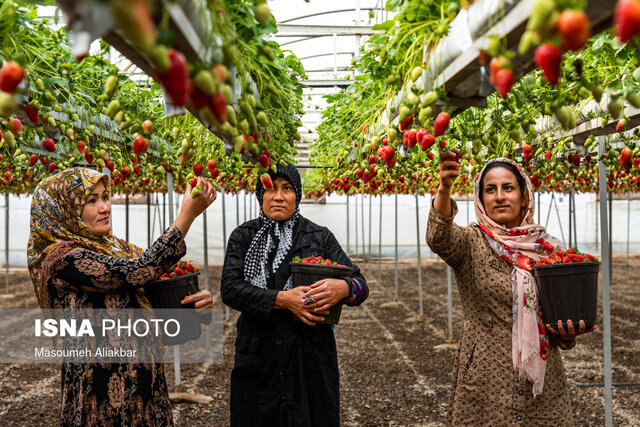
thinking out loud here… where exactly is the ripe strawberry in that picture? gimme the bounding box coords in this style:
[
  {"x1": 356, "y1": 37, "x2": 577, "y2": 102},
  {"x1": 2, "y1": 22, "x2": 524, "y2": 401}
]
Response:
[
  {"x1": 558, "y1": 10, "x2": 591, "y2": 51},
  {"x1": 495, "y1": 68, "x2": 515, "y2": 98},
  {"x1": 478, "y1": 50, "x2": 489, "y2": 66},
  {"x1": 24, "y1": 104, "x2": 39, "y2": 123},
  {"x1": 193, "y1": 162, "x2": 204, "y2": 176},
  {"x1": 534, "y1": 43, "x2": 563, "y2": 85},
  {"x1": 614, "y1": 0, "x2": 640, "y2": 42},
  {"x1": 8, "y1": 118, "x2": 22, "y2": 136},
  {"x1": 157, "y1": 49, "x2": 188, "y2": 106},
  {"x1": 120, "y1": 167, "x2": 130, "y2": 178},
  {"x1": 28, "y1": 154, "x2": 38, "y2": 167},
  {"x1": 0, "y1": 61, "x2": 24, "y2": 93},
  {"x1": 189, "y1": 177, "x2": 197, "y2": 188},
  {"x1": 634, "y1": 157, "x2": 640, "y2": 168},
  {"x1": 84, "y1": 151, "x2": 93, "y2": 164},
  {"x1": 420, "y1": 133, "x2": 435, "y2": 151},
  {"x1": 381, "y1": 145, "x2": 395, "y2": 162},
  {"x1": 42, "y1": 138, "x2": 56, "y2": 152},
  {"x1": 77, "y1": 140, "x2": 86, "y2": 153},
  {"x1": 41, "y1": 156, "x2": 48, "y2": 165},
  {"x1": 48, "y1": 162, "x2": 57, "y2": 173},
  {"x1": 399, "y1": 115, "x2": 413, "y2": 131},
  {"x1": 544, "y1": 150, "x2": 552, "y2": 160},
  {"x1": 133, "y1": 164, "x2": 141, "y2": 176},
  {"x1": 258, "y1": 153, "x2": 270, "y2": 168},
  {"x1": 133, "y1": 135, "x2": 149, "y2": 155},
  {"x1": 106, "y1": 160, "x2": 115, "y2": 172},
  {"x1": 142, "y1": 119, "x2": 154, "y2": 133},
  {"x1": 111, "y1": 0, "x2": 157, "y2": 52},
  {"x1": 211, "y1": 92, "x2": 227, "y2": 122},
  {"x1": 260, "y1": 173, "x2": 273, "y2": 189},
  {"x1": 403, "y1": 128, "x2": 417, "y2": 148},
  {"x1": 620, "y1": 146, "x2": 633, "y2": 166},
  {"x1": 616, "y1": 118, "x2": 627, "y2": 131},
  {"x1": 433, "y1": 112, "x2": 450, "y2": 137}
]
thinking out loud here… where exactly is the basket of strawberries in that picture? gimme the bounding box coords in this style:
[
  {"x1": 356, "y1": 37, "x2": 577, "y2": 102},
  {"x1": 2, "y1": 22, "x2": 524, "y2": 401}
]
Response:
[
  {"x1": 532, "y1": 248, "x2": 600, "y2": 330},
  {"x1": 290, "y1": 256, "x2": 353, "y2": 325},
  {"x1": 144, "y1": 261, "x2": 201, "y2": 345}
]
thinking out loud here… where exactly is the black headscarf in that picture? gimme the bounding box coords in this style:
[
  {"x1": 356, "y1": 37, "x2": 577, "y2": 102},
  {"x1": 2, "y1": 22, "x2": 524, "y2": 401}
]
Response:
[{"x1": 244, "y1": 162, "x2": 302, "y2": 290}]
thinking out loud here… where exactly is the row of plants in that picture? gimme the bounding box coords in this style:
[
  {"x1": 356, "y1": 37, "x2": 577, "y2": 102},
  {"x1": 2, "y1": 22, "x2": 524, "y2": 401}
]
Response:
[
  {"x1": 0, "y1": 0, "x2": 306, "y2": 195},
  {"x1": 303, "y1": 0, "x2": 640, "y2": 198}
]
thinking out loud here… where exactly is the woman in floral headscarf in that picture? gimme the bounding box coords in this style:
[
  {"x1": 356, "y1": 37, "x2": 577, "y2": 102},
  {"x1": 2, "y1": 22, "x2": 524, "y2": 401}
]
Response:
[
  {"x1": 426, "y1": 151, "x2": 595, "y2": 425},
  {"x1": 27, "y1": 168, "x2": 216, "y2": 426}
]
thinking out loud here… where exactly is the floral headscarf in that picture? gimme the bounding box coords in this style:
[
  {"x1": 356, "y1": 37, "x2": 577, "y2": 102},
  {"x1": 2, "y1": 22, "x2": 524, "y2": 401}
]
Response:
[
  {"x1": 27, "y1": 168, "x2": 145, "y2": 309},
  {"x1": 474, "y1": 158, "x2": 564, "y2": 397}
]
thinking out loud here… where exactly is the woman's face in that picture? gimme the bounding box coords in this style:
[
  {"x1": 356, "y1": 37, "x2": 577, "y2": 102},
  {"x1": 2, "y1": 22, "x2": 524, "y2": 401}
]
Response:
[
  {"x1": 481, "y1": 167, "x2": 526, "y2": 228},
  {"x1": 262, "y1": 176, "x2": 296, "y2": 221},
  {"x1": 81, "y1": 180, "x2": 111, "y2": 236}
]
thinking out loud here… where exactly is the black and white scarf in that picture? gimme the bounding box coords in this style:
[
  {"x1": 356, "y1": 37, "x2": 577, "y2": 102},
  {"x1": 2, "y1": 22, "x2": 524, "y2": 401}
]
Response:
[{"x1": 243, "y1": 209, "x2": 300, "y2": 290}]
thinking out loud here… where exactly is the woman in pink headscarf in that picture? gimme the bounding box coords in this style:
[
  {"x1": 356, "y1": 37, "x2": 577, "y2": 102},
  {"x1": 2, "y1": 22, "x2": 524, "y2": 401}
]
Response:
[{"x1": 426, "y1": 149, "x2": 595, "y2": 425}]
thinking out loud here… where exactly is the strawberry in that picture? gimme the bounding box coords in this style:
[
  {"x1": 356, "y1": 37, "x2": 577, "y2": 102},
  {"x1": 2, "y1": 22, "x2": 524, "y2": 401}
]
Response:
[
  {"x1": 8, "y1": 118, "x2": 22, "y2": 136},
  {"x1": 189, "y1": 177, "x2": 197, "y2": 188},
  {"x1": 193, "y1": 162, "x2": 204, "y2": 176},
  {"x1": 48, "y1": 162, "x2": 57, "y2": 173},
  {"x1": 157, "y1": 49, "x2": 188, "y2": 106},
  {"x1": 120, "y1": 167, "x2": 130, "y2": 178},
  {"x1": 634, "y1": 157, "x2": 640, "y2": 168},
  {"x1": 478, "y1": 50, "x2": 489, "y2": 66},
  {"x1": 433, "y1": 112, "x2": 450, "y2": 137},
  {"x1": 614, "y1": 0, "x2": 640, "y2": 42},
  {"x1": 211, "y1": 92, "x2": 227, "y2": 122},
  {"x1": 399, "y1": 115, "x2": 413, "y2": 131},
  {"x1": 185, "y1": 263, "x2": 196, "y2": 273},
  {"x1": 620, "y1": 146, "x2": 633, "y2": 166},
  {"x1": 403, "y1": 128, "x2": 417, "y2": 148},
  {"x1": 24, "y1": 104, "x2": 39, "y2": 123},
  {"x1": 381, "y1": 145, "x2": 395, "y2": 162},
  {"x1": 133, "y1": 135, "x2": 149, "y2": 155},
  {"x1": 77, "y1": 140, "x2": 86, "y2": 153},
  {"x1": 84, "y1": 151, "x2": 93, "y2": 164},
  {"x1": 258, "y1": 153, "x2": 270, "y2": 168},
  {"x1": 41, "y1": 156, "x2": 48, "y2": 165},
  {"x1": 495, "y1": 68, "x2": 515, "y2": 98},
  {"x1": 106, "y1": 160, "x2": 115, "y2": 172},
  {"x1": 133, "y1": 164, "x2": 141, "y2": 176},
  {"x1": 616, "y1": 118, "x2": 627, "y2": 131},
  {"x1": 544, "y1": 150, "x2": 552, "y2": 161},
  {"x1": 42, "y1": 138, "x2": 56, "y2": 152},
  {"x1": 420, "y1": 133, "x2": 435, "y2": 151},
  {"x1": 0, "y1": 61, "x2": 24, "y2": 93},
  {"x1": 535, "y1": 43, "x2": 563, "y2": 85},
  {"x1": 489, "y1": 56, "x2": 509, "y2": 85},
  {"x1": 260, "y1": 173, "x2": 273, "y2": 189},
  {"x1": 28, "y1": 154, "x2": 38, "y2": 167},
  {"x1": 111, "y1": 0, "x2": 157, "y2": 52},
  {"x1": 558, "y1": 10, "x2": 591, "y2": 51}
]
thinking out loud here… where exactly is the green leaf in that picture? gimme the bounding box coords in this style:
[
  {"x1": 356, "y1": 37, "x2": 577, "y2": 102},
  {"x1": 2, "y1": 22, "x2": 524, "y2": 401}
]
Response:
[
  {"x1": 372, "y1": 20, "x2": 395, "y2": 31},
  {"x1": 607, "y1": 80, "x2": 623, "y2": 92}
]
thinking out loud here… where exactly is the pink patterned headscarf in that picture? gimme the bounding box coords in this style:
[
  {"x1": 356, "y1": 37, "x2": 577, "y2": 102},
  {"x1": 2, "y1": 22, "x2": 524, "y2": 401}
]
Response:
[{"x1": 474, "y1": 158, "x2": 564, "y2": 397}]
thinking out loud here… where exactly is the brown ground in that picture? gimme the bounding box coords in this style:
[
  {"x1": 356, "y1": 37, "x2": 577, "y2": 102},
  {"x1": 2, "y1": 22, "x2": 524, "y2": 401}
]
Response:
[{"x1": 1, "y1": 257, "x2": 639, "y2": 426}]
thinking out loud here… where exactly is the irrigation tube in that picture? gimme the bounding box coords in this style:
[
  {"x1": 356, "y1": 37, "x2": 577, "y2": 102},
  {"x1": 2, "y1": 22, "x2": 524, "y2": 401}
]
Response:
[
  {"x1": 125, "y1": 194, "x2": 129, "y2": 242},
  {"x1": 394, "y1": 193, "x2": 398, "y2": 300},
  {"x1": 167, "y1": 174, "x2": 182, "y2": 391},
  {"x1": 415, "y1": 192, "x2": 424, "y2": 316},
  {"x1": 598, "y1": 137, "x2": 613, "y2": 427}
]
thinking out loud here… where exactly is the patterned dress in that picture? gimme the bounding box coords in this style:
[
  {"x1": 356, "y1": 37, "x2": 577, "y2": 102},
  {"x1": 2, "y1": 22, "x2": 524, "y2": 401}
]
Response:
[
  {"x1": 426, "y1": 201, "x2": 575, "y2": 426},
  {"x1": 51, "y1": 227, "x2": 186, "y2": 426}
]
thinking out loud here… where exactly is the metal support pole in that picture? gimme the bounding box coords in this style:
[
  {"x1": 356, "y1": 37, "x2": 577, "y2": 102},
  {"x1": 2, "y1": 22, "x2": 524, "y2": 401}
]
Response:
[
  {"x1": 203, "y1": 211, "x2": 209, "y2": 292},
  {"x1": 5, "y1": 195, "x2": 8, "y2": 293},
  {"x1": 125, "y1": 193, "x2": 130, "y2": 242},
  {"x1": 608, "y1": 192, "x2": 613, "y2": 281},
  {"x1": 553, "y1": 195, "x2": 566, "y2": 246},
  {"x1": 595, "y1": 193, "x2": 599, "y2": 251},
  {"x1": 544, "y1": 194, "x2": 554, "y2": 229},
  {"x1": 568, "y1": 190, "x2": 572, "y2": 248},
  {"x1": 236, "y1": 192, "x2": 240, "y2": 227},
  {"x1": 447, "y1": 265, "x2": 453, "y2": 343},
  {"x1": 346, "y1": 196, "x2": 350, "y2": 254},
  {"x1": 415, "y1": 191, "x2": 423, "y2": 316},
  {"x1": 378, "y1": 195, "x2": 382, "y2": 282},
  {"x1": 394, "y1": 192, "x2": 398, "y2": 300},
  {"x1": 627, "y1": 191, "x2": 631, "y2": 266},
  {"x1": 368, "y1": 194, "x2": 372, "y2": 271},
  {"x1": 147, "y1": 194, "x2": 151, "y2": 247},
  {"x1": 244, "y1": 192, "x2": 247, "y2": 222},
  {"x1": 162, "y1": 193, "x2": 166, "y2": 231},
  {"x1": 355, "y1": 194, "x2": 359, "y2": 258},
  {"x1": 361, "y1": 194, "x2": 365, "y2": 263},
  {"x1": 167, "y1": 174, "x2": 181, "y2": 391},
  {"x1": 222, "y1": 188, "x2": 229, "y2": 321},
  {"x1": 537, "y1": 192, "x2": 541, "y2": 225},
  {"x1": 598, "y1": 137, "x2": 613, "y2": 427}
]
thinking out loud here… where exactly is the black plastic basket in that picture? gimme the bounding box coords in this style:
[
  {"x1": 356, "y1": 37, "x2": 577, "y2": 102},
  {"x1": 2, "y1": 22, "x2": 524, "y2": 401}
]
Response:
[
  {"x1": 290, "y1": 262, "x2": 354, "y2": 325},
  {"x1": 533, "y1": 262, "x2": 600, "y2": 330},
  {"x1": 144, "y1": 272, "x2": 201, "y2": 345}
]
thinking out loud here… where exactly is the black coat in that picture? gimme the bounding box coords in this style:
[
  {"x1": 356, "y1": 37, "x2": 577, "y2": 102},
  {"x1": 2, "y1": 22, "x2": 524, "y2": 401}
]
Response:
[{"x1": 221, "y1": 215, "x2": 368, "y2": 427}]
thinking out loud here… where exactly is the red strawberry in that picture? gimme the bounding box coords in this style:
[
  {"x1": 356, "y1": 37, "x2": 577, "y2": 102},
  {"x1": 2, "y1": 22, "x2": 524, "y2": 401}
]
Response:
[
  {"x1": 142, "y1": 119, "x2": 154, "y2": 133},
  {"x1": 189, "y1": 177, "x2": 197, "y2": 187},
  {"x1": 42, "y1": 138, "x2": 56, "y2": 152},
  {"x1": 211, "y1": 167, "x2": 219, "y2": 180},
  {"x1": 495, "y1": 68, "x2": 515, "y2": 98},
  {"x1": 48, "y1": 162, "x2": 57, "y2": 173},
  {"x1": 77, "y1": 140, "x2": 86, "y2": 153},
  {"x1": 41, "y1": 156, "x2": 47, "y2": 165},
  {"x1": 420, "y1": 133, "x2": 435, "y2": 151},
  {"x1": 403, "y1": 128, "x2": 417, "y2": 148},
  {"x1": 399, "y1": 116, "x2": 413, "y2": 131},
  {"x1": 84, "y1": 151, "x2": 93, "y2": 164},
  {"x1": 258, "y1": 154, "x2": 270, "y2": 168},
  {"x1": 478, "y1": 50, "x2": 489, "y2": 66},
  {"x1": 8, "y1": 118, "x2": 22, "y2": 136},
  {"x1": 558, "y1": 10, "x2": 591, "y2": 51},
  {"x1": 207, "y1": 159, "x2": 217, "y2": 173},
  {"x1": 634, "y1": 157, "x2": 640, "y2": 167},
  {"x1": 210, "y1": 92, "x2": 227, "y2": 122},
  {"x1": 260, "y1": 173, "x2": 273, "y2": 189},
  {"x1": 0, "y1": 61, "x2": 24, "y2": 93},
  {"x1": 614, "y1": 0, "x2": 640, "y2": 42},
  {"x1": 120, "y1": 166, "x2": 130, "y2": 178},
  {"x1": 133, "y1": 135, "x2": 149, "y2": 155},
  {"x1": 416, "y1": 128, "x2": 428, "y2": 142},
  {"x1": 534, "y1": 43, "x2": 563, "y2": 85},
  {"x1": 433, "y1": 112, "x2": 450, "y2": 137},
  {"x1": 185, "y1": 263, "x2": 196, "y2": 273},
  {"x1": 24, "y1": 104, "x2": 39, "y2": 123},
  {"x1": 28, "y1": 154, "x2": 38, "y2": 167},
  {"x1": 381, "y1": 145, "x2": 395, "y2": 162},
  {"x1": 193, "y1": 162, "x2": 204, "y2": 176},
  {"x1": 616, "y1": 118, "x2": 627, "y2": 131},
  {"x1": 544, "y1": 150, "x2": 552, "y2": 160},
  {"x1": 620, "y1": 146, "x2": 633, "y2": 166},
  {"x1": 133, "y1": 164, "x2": 141, "y2": 176},
  {"x1": 157, "y1": 49, "x2": 188, "y2": 106},
  {"x1": 106, "y1": 160, "x2": 115, "y2": 172}
]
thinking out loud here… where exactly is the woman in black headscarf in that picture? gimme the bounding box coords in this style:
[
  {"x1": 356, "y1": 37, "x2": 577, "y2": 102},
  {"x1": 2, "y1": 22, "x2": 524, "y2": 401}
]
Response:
[{"x1": 221, "y1": 162, "x2": 368, "y2": 427}]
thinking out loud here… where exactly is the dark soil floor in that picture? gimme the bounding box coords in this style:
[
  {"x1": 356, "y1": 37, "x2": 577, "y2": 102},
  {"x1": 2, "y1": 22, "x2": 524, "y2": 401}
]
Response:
[{"x1": 1, "y1": 257, "x2": 639, "y2": 426}]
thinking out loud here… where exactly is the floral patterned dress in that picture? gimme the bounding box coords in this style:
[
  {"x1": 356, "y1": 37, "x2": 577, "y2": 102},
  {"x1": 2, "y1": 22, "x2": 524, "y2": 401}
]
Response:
[{"x1": 49, "y1": 226, "x2": 186, "y2": 426}]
